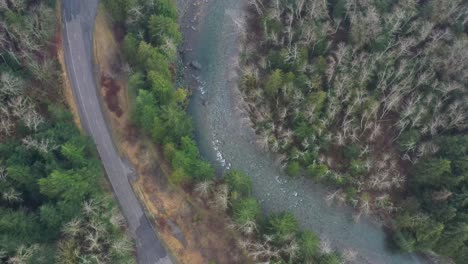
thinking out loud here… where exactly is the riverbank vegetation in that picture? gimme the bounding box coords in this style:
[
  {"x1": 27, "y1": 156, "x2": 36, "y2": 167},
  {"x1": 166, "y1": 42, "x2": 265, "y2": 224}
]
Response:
[
  {"x1": 199, "y1": 169, "x2": 346, "y2": 263},
  {"x1": 104, "y1": 0, "x2": 214, "y2": 185},
  {"x1": 0, "y1": 1, "x2": 135, "y2": 263},
  {"x1": 103, "y1": 0, "x2": 343, "y2": 262},
  {"x1": 241, "y1": 0, "x2": 467, "y2": 261}
]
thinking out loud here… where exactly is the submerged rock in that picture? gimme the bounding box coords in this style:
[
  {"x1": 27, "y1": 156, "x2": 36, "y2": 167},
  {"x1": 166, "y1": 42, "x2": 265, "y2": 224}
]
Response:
[{"x1": 190, "y1": 60, "x2": 202, "y2": 70}]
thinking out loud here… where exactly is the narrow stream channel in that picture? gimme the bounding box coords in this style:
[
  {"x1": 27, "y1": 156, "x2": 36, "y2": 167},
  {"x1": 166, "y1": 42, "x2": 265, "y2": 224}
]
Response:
[{"x1": 181, "y1": 1, "x2": 426, "y2": 263}]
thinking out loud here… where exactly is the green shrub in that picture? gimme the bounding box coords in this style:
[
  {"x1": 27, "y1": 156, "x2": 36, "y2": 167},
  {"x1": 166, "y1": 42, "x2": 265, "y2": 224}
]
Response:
[
  {"x1": 308, "y1": 91, "x2": 327, "y2": 113},
  {"x1": 225, "y1": 170, "x2": 252, "y2": 197},
  {"x1": 158, "y1": 105, "x2": 194, "y2": 145},
  {"x1": 319, "y1": 252, "x2": 342, "y2": 264},
  {"x1": 163, "y1": 143, "x2": 176, "y2": 161},
  {"x1": 436, "y1": 135, "x2": 468, "y2": 159},
  {"x1": 149, "y1": 71, "x2": 173, "y2": 104},
  {"x1": 397, "y1": 129, "x2": 421, "y2": 152},
  {"x1": 393, "y1": 230, "x2": 415, "y2": 252},
  {"x1": 349, "y1": 159, "x2": 365, "y2": 176},
  {"x1": 169, "y1": 137, "x2": 214, "y2": 182},
  {"x1": 170, "y1": 168, "x2": 189, "y2": 185},
  {"x1": 265, "y1": 69, "x2": 283, "y2": 98},
  {"x1": 286, "y1": 161, "x2": 301, "y2": 177},
  {"x1": 136, "y1": 41, "x2": 171, "y2": 77},
  {"x1": 307, "y1": 163, "x2": 328, "y2": 179},
  {"x1": 232, "y1": 198, "x2": 261, "y2": 226},
  {"x1": 345, "y1": 187, "x2": 358, "y2": 201},
  {"x1": 148, "y1": 15, "x2": 182, "y2": 45},
  {"x1": 263, "y1": 17, "x2": 282, "y2": 35},
  {"x1": 299, "y1": 230, "x2": 319, "y2": 260},
  {"x1": 412, "y1": 158, "x2": 452, "y2": 187},
  {"x1": 123, "y1": 34, "x2": 139, "y2": 64},
  {"x1": 103, "y1": 0, "x2": 135, "y2": 22},
  {"x1": 192, "y1": 160, "x2": 215, "y2": 181},
  {"x1": 268, "y1": 212, "x2": 299, "y2": 242},
  {"x1": 332, "y1": 0, "x2": 347, "y2": 19},
  {"x1": 343, "y1": 144, "x2": 360, "y2": 160},
  {"x1": 128, "y1": 71, "x2": 145, "y2": 90},
  {"x1": 155, "y1": 0, "x2": 178, "y2": 19}
]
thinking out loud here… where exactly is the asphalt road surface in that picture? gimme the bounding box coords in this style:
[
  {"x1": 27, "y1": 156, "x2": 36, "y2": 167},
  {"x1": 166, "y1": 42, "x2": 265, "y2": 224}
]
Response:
[{"x1": 61, "y1": 1, "x2": 171, "y2": 263}]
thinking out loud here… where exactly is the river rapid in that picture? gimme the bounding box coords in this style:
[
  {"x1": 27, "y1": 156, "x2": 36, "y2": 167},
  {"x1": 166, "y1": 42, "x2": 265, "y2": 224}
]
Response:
[{"x1": 179, "y1": 0, "x2": 426, "y2": 263}]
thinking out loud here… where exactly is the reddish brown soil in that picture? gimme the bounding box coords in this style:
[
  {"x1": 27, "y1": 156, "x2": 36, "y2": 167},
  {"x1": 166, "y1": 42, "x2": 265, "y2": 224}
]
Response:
[
  {"x1": 100, "y1": 74, "x2": 123, "y2": 117},
  {"x1": 50, "y1": 26, "x2": 62, "y2": 58},
  {"x1": 113, "y1": 24, "x2": 126, "y2": 43}
]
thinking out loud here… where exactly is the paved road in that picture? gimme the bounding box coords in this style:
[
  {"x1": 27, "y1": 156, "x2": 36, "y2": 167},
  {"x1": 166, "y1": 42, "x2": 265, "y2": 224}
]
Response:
[{"x1": 61, "y1": 1, "x2": 172, "y2": 263}]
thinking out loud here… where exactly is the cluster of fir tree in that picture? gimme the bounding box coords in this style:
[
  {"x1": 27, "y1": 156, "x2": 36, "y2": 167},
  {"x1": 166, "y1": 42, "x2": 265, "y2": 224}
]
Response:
[
  {"x1": 104, "y1": 0, "x2": 215, "y2": 185},
  {"x1": 0, "y1": 1, "x2": 135, "y2": 263}
]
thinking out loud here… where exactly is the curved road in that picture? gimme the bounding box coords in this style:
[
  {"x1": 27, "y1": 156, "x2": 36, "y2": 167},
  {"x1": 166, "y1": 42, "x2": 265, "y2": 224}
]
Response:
[{"x1": 61, "y1": 1, "x2": 171, "y2": 263}]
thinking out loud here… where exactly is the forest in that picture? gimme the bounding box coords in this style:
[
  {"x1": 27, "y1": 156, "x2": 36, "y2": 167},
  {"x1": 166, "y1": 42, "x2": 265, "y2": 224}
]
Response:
[
  {"x1": 103, "y1": 0, "x2": 348, "y2": 262},
  {"x1": 0, "y1": 1, "x2": 134, "y2": 263},
  {"x1": 241, "y1": 0, "x2": 468, "y2": 262}
]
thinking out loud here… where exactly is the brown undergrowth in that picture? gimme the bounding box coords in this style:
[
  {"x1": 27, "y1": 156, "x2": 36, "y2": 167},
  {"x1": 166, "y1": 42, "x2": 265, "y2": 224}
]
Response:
[{"x1": 92, "y1": 6, "x2": 250, "y2": 264}]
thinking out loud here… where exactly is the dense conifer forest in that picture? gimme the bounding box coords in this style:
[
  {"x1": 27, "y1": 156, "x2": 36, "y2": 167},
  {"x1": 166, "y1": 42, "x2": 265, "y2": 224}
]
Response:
[
  {"x1": 241, "y1": 0, "x2": 467, "y2": 262},
  {"x1": 0, "y1": 1, "x2": 135, "y2": 263}
]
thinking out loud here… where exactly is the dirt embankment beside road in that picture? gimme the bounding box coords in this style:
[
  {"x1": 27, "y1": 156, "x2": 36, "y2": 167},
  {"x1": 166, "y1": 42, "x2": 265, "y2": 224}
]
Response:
[{"x1": 92, "y1": 6, "x2": 250, "y2": 264}]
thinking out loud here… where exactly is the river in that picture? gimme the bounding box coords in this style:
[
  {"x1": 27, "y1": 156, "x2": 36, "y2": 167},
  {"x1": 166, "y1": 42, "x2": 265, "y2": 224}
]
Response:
[{"x1": 180, "y1": 0, "x2": 425, "y2": 263}]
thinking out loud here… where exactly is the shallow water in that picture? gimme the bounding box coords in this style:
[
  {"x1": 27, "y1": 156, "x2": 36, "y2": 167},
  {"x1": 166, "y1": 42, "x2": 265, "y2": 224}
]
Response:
[{"x1": 181, "y1": 0, "x2": 425, "y2": 263}]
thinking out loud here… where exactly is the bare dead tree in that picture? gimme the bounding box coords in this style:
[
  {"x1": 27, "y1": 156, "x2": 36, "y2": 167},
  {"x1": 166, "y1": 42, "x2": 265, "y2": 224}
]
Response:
[
  {"x1": 22, "y1": 136, "x2": 58, "y2": 154},
  {"x1": 0, "y1": 117, "x2": 13, "y2": 136},
  {"x1": 282, "y1": 239, "x2": 299, "y2": 261},
  {"x1": 22, "y1": 109, "x2": 43, "y2": 131},
  {"x1": 194, "y1": 180, "x2": 213, "y2": 198},
  {"x1": 9, "y1": 0, "x2": 26, "y2": 12},
  {"x1": 0, "y1": 166, "x2": 7, "y2": 181},
  {"x1": 111, "y1": 236, "x2": 133, "y2": 256},
  {"x1": 126, "y1": 4, "x2": 143, "y2": 26},
  {"x1": 28, "y1": 58, "x2": 57, "y2": 84},
  {"x1": 85, "y1": 231, "x2": 102, "y2": 252},
  {"x1": 109, "y1": 209, "x2": 126, "y2": 228},
  {"x1": 8, "y1": 244, "x2": 38, "y2": 264},
  {"x1": 359, "y1": 193, "x2": 372, "y2": 215},
  {"x1": 237, "y1": 220, "x2": 258, "y2": 235},
  {"x1": 63, "y1": 218, "x2": 82, "y2": 237},
  {"x1": 2, "y1": 188, "x2": 22, "y2": 203},
  {"x1": 319, "y1": 236, "x2": 332, "y2": 254},
  {"x1": 430, "y1": 0, "x2": 462, "y2": 24},
  {"x1": 248, "y1": 0, "x2": 264, "y2": 15},
  {"x1": 304, "y1": 0, "x2": 329, "y2": 21},
  {"x1": 1, "y1": 72, "x2": 24, "y2": 96},
  {"x1": 391, "y1": 173, "x2": 405, "y2": 189},
  {"x1": 8, "y1": 96, "x2": 29, "y2": 118},
  {"x1": 325, "y1": 189, "x2": 345, "y2": 206},
  {"x1": 242, "y1": 235, "x2": 280, "y2": 261},
  {"x1": 432, "y1": 189, "x2": 453, "y2": 202},
  {"x1": 211, "y1": 184, "x2": 229, "y2": 211},
  {"x1": 343, "y1": 248, "x2": 358, "y2": 263},
  {"x1": 0, "y1": 0, "x2": 9, "y2": 10},
  {"x1": 83, "y1": 199, "x2": 98, "y2": 216}
]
